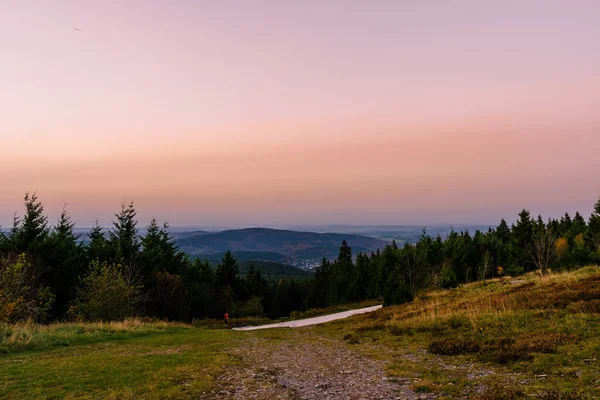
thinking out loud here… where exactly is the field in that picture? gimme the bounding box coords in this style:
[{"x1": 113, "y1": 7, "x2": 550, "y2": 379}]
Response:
[{"x1": 1, "y1": 268, "x2": 599, "y2": 399}]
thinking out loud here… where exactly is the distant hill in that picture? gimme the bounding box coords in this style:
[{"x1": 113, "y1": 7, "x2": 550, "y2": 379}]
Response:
[
  {"x1": 195, "y1": 251, "x2": 289, "y2": 263},
  {"x1": 175, "y1": 227, "x2": 389, "y2": 263}
]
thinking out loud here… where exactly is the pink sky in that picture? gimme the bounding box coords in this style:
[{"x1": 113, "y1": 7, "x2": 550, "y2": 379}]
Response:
[{"x1": 1, "y1": 1, "x2": 600, "y2": 227}]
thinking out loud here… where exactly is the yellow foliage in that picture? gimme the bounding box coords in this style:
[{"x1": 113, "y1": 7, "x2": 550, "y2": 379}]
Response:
[{"x1": 555, "y1": 237, "x2": 569, "y2": 258}]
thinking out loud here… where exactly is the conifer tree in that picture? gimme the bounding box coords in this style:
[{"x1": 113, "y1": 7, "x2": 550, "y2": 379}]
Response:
[
  {"x1": 140, "y1": 218, "x2": 186, "y2": 280},
  {"x1": 109, "y1": 202, "x2": 140, "y2": 266},
  {"x1": 510, "y1": 209, "x2": 535, "y2": 273},
  {"x1": 12, "y1": 192, "x2": 49, "y2": 254},
  {"x1": 87, "y1": 220, "x2": 110, "y2": 263},
  {"x1": 587, "y1": 197, "x2": 600, "y2": 253},
  {"x1": 215, "y1": 250, "x2": 240, "y2": 292},
  {"x1": 46, "y1": 206, "x2": 83, "y2": 317}
]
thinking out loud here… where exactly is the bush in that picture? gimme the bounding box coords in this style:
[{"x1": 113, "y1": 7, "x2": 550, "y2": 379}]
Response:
[
  {"x1": 428, "y1": 338, "x2": 481, "y2": 355},
  {"x1": 383, "y1": 279, "x2": 413, "y2": 306},
  {"x1": 234, "y1": 296, "x2": 265, "y2": 318},
  {"x1": 438, "y1": 265, "x2": 458, "y2": 289},
  {"x1": 0, "y1": 254, "x2": 54, "y2": 323},
  {"x1": 69, "y1": 261, "x2": 140, "y2": 321}
]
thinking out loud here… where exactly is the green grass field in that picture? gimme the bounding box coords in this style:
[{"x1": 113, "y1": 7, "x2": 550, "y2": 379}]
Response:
[{"x1": 1, "y1": 268, "x2": 599, "y2": 399}]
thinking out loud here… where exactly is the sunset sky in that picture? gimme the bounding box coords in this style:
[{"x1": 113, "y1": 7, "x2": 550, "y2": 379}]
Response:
[{"x1": 2, "y1": 0, "x2": 600, "y2": 227}]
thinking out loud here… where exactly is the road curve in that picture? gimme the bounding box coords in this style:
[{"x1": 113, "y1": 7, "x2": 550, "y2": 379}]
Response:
[{"x1": 233, "y1": 304, "x2": 383, "y2": 331}]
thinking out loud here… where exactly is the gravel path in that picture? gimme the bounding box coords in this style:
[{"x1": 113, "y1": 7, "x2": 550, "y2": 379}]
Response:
[
  {"x1": 233, "y1": 305, "x2": 383, "y2": 331},
  {"x1": 212, "y1": 337, "x2": 432, "y2": 400}
]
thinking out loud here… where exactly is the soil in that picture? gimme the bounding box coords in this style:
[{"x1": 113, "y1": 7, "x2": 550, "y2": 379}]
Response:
[{"x1": 212, "y1": 337, "x2": 434, "y2": 400}]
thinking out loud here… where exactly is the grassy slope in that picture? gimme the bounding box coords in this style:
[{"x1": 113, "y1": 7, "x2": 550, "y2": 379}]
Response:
[
  {"x1": 1, "y1": 267, "x2": 599, "y2": 399},
  {"x1": 312, "y1": 266, "x2": 600, "y2": 398}
]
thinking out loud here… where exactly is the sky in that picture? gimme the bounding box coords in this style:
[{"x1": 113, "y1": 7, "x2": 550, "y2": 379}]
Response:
[{"x1": 1, "y1": 0, "x2": 600, "y2": 228}]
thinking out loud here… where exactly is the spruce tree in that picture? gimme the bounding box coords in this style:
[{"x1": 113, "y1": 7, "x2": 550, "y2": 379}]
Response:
[
  {"x1": 572, "y1": 212, "x2": 587, "y2": 236},
  {"x1": 140, "y1": 218, "x2": 186, "y2": 280},
  {"x1": 215, "y1": 250, "x2": 240, "y2": 292},
  {"x1": 109, "y1": 202, "x2": 140, "y2": 266},
  {"x1": 587, "y1": 198, "x2": 600, "y2": 253},
  {"x1": 12, "y1": 192, "x2": 49, "y2": 254},
  {"x1": 46, "y1": 206, "x2": 82, "y2": 317},
  {"x1": 495, "y1": 219, "x2": 511, "y2": 244},
  {"x1": 87, "y1": 220, "x2": 110, "y2": 263},
  {"x1": 510, "y1": 209, "x2": 535, "y2": 273}
]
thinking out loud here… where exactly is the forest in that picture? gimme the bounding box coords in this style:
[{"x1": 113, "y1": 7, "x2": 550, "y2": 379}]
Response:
[{"x1": 1, "y1": 193, "x2": 599, "y2": 324}]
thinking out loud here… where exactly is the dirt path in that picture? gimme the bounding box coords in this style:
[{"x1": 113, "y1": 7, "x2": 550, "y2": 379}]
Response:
[
  {"x1": 213, "y1": 336, "x2": 432, "y2": 400},
  {"x1": 233, "y1": 305, "x2": 383, "y2": 331}
]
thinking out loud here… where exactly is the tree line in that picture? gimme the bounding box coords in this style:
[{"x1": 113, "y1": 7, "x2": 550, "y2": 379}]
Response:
[{"x1": 1, "y1": 193, "x2": 599, "y2": 324}]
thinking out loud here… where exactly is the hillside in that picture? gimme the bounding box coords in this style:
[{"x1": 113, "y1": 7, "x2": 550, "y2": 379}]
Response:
[
  {"x1": 3, "y1": 266, "x2": 598, "y2": 399},
  {"x1": 175, "y1": 227, "x2": 389, "y2": 263}
]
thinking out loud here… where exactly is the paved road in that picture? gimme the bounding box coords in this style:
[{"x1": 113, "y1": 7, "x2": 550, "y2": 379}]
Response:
[{"x1": 233, "y1": 305, "x2": 383, "y2": 331}]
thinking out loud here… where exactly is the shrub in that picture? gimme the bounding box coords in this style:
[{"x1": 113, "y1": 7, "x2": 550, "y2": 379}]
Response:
[
  {"x1": 235, "y1": 296, "x2": 265, "y2": 318},
  {"x1": 448, "y1": 314, "x2": 471, "y2": 329},
  {"x1": 428, "y1": 338, "x2": 480, "y2": 355},
  {"x1": 438, "y1": 265, "x2": 458, "y2": 289},
  {"x1": 473, "y1": 385, "x2": 525, "y2": 400},
  {"x1": 69, "y1": 261, "x2": 140, "y2": 321},
  {"x1": 0, "y1": 254, "x2": 54, "y2": 323},
  {"x1": 383, "y1": 279, "x2": 413, "y2": 306}
]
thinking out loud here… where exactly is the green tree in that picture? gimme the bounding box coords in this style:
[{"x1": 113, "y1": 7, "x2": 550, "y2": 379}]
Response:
[
  {"x1": 587, "y1": 198, "x2": 600, "y2": 253},
  {"x1": 86, "y1": 220, "x2": 111, "y2": 263},
  {"x1": 109, "y1": 202, "x2": 140, "y2": 266},
  {"x1": 140, "y1": 218, "x2": 187, "y2": 280},
  {"x1": 70, "y1": 261, "x2": 140, "y2": 321},
  {"x1": 510, "y1": 209, "x2": 535, "y2": 274},
  {"x1": 46, "y1": 207, "x2": 83, "y2": 317},
  {"x1": 11, "y1": 192, "x2": 49, "y2": 255},
  {"x1": 0, "y1": 254, "x2": 54, "y2": 323}
]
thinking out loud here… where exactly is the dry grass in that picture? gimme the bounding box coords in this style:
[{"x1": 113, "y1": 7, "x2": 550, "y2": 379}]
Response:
[
  {"x1": 0, "y1": 318, "x2": 190, "y2": 353},
  {"x1": 323, "y1": 266, "x2": 600, "y2": 398}
]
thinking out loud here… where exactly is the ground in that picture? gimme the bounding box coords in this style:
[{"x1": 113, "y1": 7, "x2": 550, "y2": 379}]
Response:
[{"x1": 1, "y1": 268, "x2": 600, "y2": 399}]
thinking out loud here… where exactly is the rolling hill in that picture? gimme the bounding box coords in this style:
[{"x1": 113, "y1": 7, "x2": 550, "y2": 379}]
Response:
[{"x1": 174, "y1": 227, "x2": 389, "y2": 264}]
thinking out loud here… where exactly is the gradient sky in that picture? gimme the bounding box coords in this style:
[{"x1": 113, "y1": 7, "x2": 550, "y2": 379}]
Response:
[{"x1": 2, "y1": 0, "x2": 600, "y2": 227}]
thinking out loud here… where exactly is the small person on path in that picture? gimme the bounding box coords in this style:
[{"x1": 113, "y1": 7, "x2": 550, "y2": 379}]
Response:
[{"x1": 224, "y1": 312, "x2": 229, "y2": 328}]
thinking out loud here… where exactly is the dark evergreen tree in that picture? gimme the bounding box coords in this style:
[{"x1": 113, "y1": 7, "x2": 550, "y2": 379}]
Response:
[
  {"x1": 46, "y1": 207, "x2": 83, "y2": 317},
  {"x1": 11, "y1": 192, "x2": 49, "y2": 255},
  {"x1": 140, "y1": 218, "x2": 187, "y2": 279},
  {"x1": 109, "y1": 202, "x2": 140, "y2": 267},
  {"x1": 496, "y1": 219, "x2": 511, "y2": 244},
  {"x1": 86, "y1": 220, "x2": 110, "y2": 263},
  {"x1": 587, "y1": 198, "x2": 600, "y2": 253},
  {"x1": 510, "y1": 209, "x2": 535, "y2": 273}
]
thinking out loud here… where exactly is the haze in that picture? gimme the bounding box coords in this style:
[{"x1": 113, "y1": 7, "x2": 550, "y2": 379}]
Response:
[{"x1": 2, "y1": 1, "x2": 600, "y2": 227}]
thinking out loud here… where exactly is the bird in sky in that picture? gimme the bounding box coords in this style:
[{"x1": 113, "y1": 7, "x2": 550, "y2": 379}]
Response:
[{"x1": 73, "y1": 27, "x2": 81, "y2": 32}]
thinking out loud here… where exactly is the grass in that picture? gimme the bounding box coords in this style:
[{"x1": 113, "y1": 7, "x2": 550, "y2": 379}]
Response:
[
  {"x1": 0, "y1": 320, "x2": 237, "y2": 399},
  {"x1": 311, "y1": 266, "x2": 600, "y2": 398}
]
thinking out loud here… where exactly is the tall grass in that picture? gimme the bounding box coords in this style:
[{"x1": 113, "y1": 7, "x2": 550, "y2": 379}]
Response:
[{"x1": 0, "y1": 318, "x2": 190, "y2": 353}]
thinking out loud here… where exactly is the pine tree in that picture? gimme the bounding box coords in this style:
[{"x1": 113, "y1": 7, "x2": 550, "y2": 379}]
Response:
[
  {"x1": 140, "y1": 218, "x2": 186, "y2": 280},
  {"x1": 215, "y1": 250, "x2": 240, "y2": 292},
  {"x1": 572, "y1": 212, "x2": 587, "y2": 236},
  {"x1": 87, "y1": 220, "x2": 110, "y2": 263},
  {"x1": 109, "y1": 202, "x2": 140, "y2": 266},
  {"x1": 495, "y1": 219, "x2": 511, "y2": 244},
  {"x1": 510, "y1": 209, "x2": 535, "y2": 273},
  {"x1": 46, "y1": 206, "x2": 83, "y2": 317},
  {"x1": 12, "y1": 192, "x2": 49, "y2": 254},
  {"x1": 587, "y1": 197, "x2": 600, "y2": 253}
]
